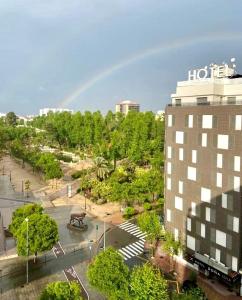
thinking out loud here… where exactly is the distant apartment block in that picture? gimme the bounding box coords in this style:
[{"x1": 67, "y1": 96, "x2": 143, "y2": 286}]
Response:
[
  {"x1": 164, "y1": 59, "x2": 242, "y2": 287},
  {"x1": 115, "y1": 100, "x2": 140, "y2": 115},
  {"x1": 39, "y1": 108, "x2": 74, "y2": 116}
]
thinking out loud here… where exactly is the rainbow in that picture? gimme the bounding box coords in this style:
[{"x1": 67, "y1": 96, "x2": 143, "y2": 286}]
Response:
[{"x1": 59, "y1": 32, "x2": 242, "y2": 108}]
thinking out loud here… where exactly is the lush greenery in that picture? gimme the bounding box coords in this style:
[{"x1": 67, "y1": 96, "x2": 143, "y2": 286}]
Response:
[
  {"x1": 40, "y1": 281, "x2": 83, "y2": 300},
  {"x1": 9, "y1": 204, "x2": 59, "y2": 261},
  {"x1": 137, "y1": 211, "x2": 162, "y2": 242},
  {"x1": 172, "y1": 287, "x2": 207, "y2": 300},
  {"x1": 163, "y1": 231, "x2": 183, "y2": 257},
  {"x1": 87, "y1": 247, "x2": 169, "y2": 300},
  {"x1": 87, "y1": 247, "x2": 130, "y2": 300}
]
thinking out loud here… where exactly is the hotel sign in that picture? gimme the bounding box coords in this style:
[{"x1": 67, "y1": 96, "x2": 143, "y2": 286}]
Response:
[{"x1": 188, "y1": 64, "x2": 233, "y2": 81}]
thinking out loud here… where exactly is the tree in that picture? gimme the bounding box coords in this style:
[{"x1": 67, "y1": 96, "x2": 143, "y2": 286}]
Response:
[
  {"x1": 93, "y1": 156, "x2": 110, "y2": 181},
  {"x1": 24, "y1": 180, "x2": 31, "y2": 198},
  {"x1": 9, "y1": 203, "x2": 43, "y2": 237},
  {"x1": 130, "y1": 263, "x2": 169, "y2": 300},
  {"x1": 137, "y1": 211, "x2": 162, "y2": 242},
  {"x1": 40, "y1": 281, "x2": 83, "y2": 300},
  {"x1": 163, "y1": 231, "x2": 183, "y2": 257},
  {"x1": 16, "y1": 213, "x2": 59, "y2": 261},
  {"x1": 87, "y1": 247, "x2": 130, "y2": 300},
  {"x1": 36, "y1": 153, "x2": 63, "y2": 180},
  {"x1": 6, "y1": 111, "x2": 17, "y2": 126}
]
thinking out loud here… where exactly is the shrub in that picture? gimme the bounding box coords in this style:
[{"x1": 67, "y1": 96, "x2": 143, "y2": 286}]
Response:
[
  {"x1": 123, "y1": 206, "x2": 135, "y2": 219},
  {"x1": 143, "y1": 202, "x2": 152, "y2": 211},
  {"x1": 55, "y1": 153, "x2": 73, "y2": 162}
]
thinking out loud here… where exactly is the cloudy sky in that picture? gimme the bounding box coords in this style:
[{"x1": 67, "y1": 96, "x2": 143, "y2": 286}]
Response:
[{"x1": 0, "y1": 0, "x2": 242, "y2": 115}]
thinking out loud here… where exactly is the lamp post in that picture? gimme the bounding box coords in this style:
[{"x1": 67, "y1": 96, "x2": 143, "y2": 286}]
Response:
[
  {"x1": 103, "y1": 213, "x2": 111, "y2": 251},
  {"x1": 25, "y1": 218, "x2": 29, "y2": 285}
]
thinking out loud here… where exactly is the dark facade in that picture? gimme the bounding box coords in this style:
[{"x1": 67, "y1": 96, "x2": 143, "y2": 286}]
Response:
[{"x1": 164, "y1": 104, "x2": 242, "y2": 276}]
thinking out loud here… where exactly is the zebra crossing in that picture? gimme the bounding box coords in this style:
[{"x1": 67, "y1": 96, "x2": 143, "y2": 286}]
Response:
[
  {"x1": 117, "y1": 221, "x2": 147, "y2": 260},
  {"x1": 118, "y1": 221, "x2": 147, "y2": 239},
  {"x1": 119, "y1": 240, "x2": 145, "y2": 260}
]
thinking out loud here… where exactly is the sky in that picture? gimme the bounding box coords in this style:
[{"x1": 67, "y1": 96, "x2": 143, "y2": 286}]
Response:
[{"x1": 0, "y1": 0, "x2": 242, "y2": 115}]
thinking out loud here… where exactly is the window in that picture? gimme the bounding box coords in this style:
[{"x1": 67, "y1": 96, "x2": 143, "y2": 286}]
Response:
[
  {"x1": 167, "y1": 146, "x2": 172, "y2": 159},
  {"x1": 187, "y1": 235, "x2": 195, "y2": 251},
  {"x1": 232, "y1": 256, "x2": 238, "y2": 272},
  {"x1": 168, "y1": 115, "x2": 173, "y2": 127},
  {"x1": 175, "y1": 99, "x2": 181, "y2": 106},
  {"x1": 179, "y1": 148, "x2": 184, "y2": 161},
  {"x1": 217, "y1": 153, "x2": 223, "y2": 168},
  {"x1": 187, "y1": 166, "x2": 196, "y2": 181},
  {"x1": 201, "y1": 133, "x2": 207, "y2": 147},
  {"x1": 233, "y1": 217, "x2": 239, "y2": 233},
  {"x1": 216, "y1": 230, "x2": 226, "y2": 247},
  {"x1": 167, "y1": 177, "x2": 171, "y2": 190},
  {"x1": 234, "y1": 176, "x2": 240, "y2": 192},
  {"x1": 191, "y1": 202, "x2": 196, "y2": 216},
  {"x1": 202, "y1": 115, "x2": 213, "y2": 129},
  {"x1": 167, "y1": 162, "x2": 171, "y2": 175},
  {"x1": 217, "y1": 134, "x2": 229, "y2": 150},
  {"x1": 201, "y1": 223, "x2": 206, "y2": 238},
  {"x1": 227, "y1": 96, "x2": 236, "y2": 104},
  {"x1": 216, "y1": 173, "x2": 222, "y2": 188},
  {"x1": 178, "y1": 181, "x2": 183, "y2": 194},
  {"x1": 192, "y1": 150, "x2": 197, "y2": 163},
  {"x1": 197, "y1": 97, "x2": 208, "y2": 105},
  {"x1": 215, "y1": 249, "x2": 221, "y2": 262},
  {"x1": 235, "y1": 115, "x2": 242, "y2": 130},
  {"x1": 188, "y1": 115, "x2": 193, "y2": 128},
  {"x1": 174, "y1": 228, "x2": 179, "y2": 241},
  {"x1": 205, "y1": 207, "x2": 211, "y2": 222},
  {"x1": 175, "y1": 196, "x2": 183, "y2": 211},
  {"x1": 176, "y1": 131, "x2": 184, "y2": 144},
  {"x1": 234, "y1": 156, "x2": 240, "y2": 172},
  {"x1": 222, "y1": 193, "x2": 228, "y2": 209},
  {"x1": 201, "y1": 187, "x2": 211, "y2": 203},
  {"x1": 187, "y1": 218, "x2": 191, "y2": 231},
  {"x1": 166, "y1": 209, "x2": 171, "y2": 222}
]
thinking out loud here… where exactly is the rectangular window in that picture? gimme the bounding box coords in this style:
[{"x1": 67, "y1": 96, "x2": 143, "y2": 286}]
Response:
[
  {"x1": 201, "y1": 223, "x2": 206, "y2": 238},
  {"x1": 202, "y1": 115, "x2": 213, "y2": 129},
  {"x1": 187, "y1": 218, "x2": 191, "y2": 231},
  {"x1": 191, "y1": 202, "x2": 196, "y2": 216},
  {"x1": 217, "y1": 134, "x2": 229, "y2": 150},
  {"x1": 176, "y1": 131, "x2": 184, "y2": 144},
  {"x1": 167, "y1": 162, "x2": 171, "y2": 175},
  {"x1": 217, "y1": 153, "x2": 223, "y2": 168},
  {"x1": 175, "y1": 196, "x2": 183, "y2": 211},
  {"x1": 187, "y1": 166, "x2": 196, "y2": 181},
  {"x1": 175, "y1": 99, "x2": 181, "y2": 106},
  {"x1": 178, "y1": 181, "x2": 183, "y2": 194},
  {"x1": 215, "y1": 249, "x2": 221, "y2": 262},
  {"x1": 167, "y1": 177, "x2": 171, "y2": 190},
  {"x1": 216, "y1": 230, "x2": 226, "y2": 247},
  {"x1": 201, "y1": 133, "x2": 207, "y2": 147},
  {"x1": 227, "y1": 96, "x2": 236, "y2": 104},
  {"x1": 179, "y1": 148, "x2": 184, "y2": 161},
  {"x1": 232, "y1": 256, "x2": 238, "y2": 272},
  {"x1": 216, "y1": 173, "x2": 222, "y2": 188},
  {"x1": 234, "y1": 156, "x2": 240, "y2": 172},
  {"x1": 201, "y1": 187, "x2": 211, "y2": 203},
  {"x1": 205, "y1": 207, "x2": 211, "y2": 222},
  {"x1": 197, "y1": 97, "x2": 208, "y2": 105},
  {"x1": 174, "y1": 228, "x2": 179, "y2": 241},
  {"x1": 187, "y1": 235, "x2": 195, "y2": 251},
  {"x1": 222, "y1": 193, "x2": 228, "y2": 208},
  {"x1": 233, "y1": 217, "x2": 239, "y2": 233},
  {"x1": 188, "y1": 115, "x2": 193, "y2": 128},
  {"x1": 234, "y1": 176, "x2": 240, "y2": 192},
  {"x1": 166, "y1": 209, "x2": 171, "y2": 222},
  {"x1": 235, "y1": 115, "x2": 242, "y2": 130},
  {"x1": 168, "y1": 115, "x2": 173, "y2": 127},
  {"x1": 192, "y1": 150, "x2": 197, "y2": 163}
]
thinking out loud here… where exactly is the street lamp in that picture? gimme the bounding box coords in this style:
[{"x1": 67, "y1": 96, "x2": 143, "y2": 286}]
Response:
[
  {"x1": 103, "y1": 213, "x2": 111, "y2": 250},
  {"x1": 25, "y1": 218, "x2": 29, "y2": 285},
  {"x1": 88, "y1": 240, "x2": 94, "y2": 261}
]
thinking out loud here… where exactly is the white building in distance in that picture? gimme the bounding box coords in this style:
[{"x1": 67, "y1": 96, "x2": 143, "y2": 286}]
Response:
[
  {"x1": 115, "y1": 100, "x2": 140, "y2": 115},
  {"x1": 39, "y1": 108, "x2": 74, "y2": 116}
]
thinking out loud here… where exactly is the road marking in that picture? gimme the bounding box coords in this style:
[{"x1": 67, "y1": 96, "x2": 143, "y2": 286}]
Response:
[
  {"x1": 128, "y1": 243, "x2": 143, "y2": 253},
  {"x1": 125, "y1": 245, "x2": 142, "y2": 255},
  {"x1": 119, "y1": 223, "x2": 136, "y2": 230},
  {"x1": 119, "y1": 249, "x2": 132, "y2": 259}
]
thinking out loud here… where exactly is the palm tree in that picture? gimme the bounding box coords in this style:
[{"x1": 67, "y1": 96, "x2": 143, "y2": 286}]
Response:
[{"x1": 93, "y1": 157, "x2": 109, "y2": 181}]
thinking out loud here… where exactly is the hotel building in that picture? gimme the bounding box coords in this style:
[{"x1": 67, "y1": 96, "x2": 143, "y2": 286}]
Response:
[
  {"x1": 164, "y1": 60, "x2": 242, "y2": 285},
  {"x1": 39, "y1": 108, "x2": 74, "y2": 116},
  {"x1": 115, "y1": 100, "x2": 140, "y2": 115}
]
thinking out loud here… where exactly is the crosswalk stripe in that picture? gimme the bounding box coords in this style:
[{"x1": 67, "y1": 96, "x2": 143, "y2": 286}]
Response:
[
  {"x1": 127, "y1": 228, "x2": 142, "y2": 234},
  {"x1": 133, "y1": 243, "x2": 144, "y2": 251},
  {"x1": 136, "y1": 240, "x2": 145, "y2": 246},
  {"x1": 119, "y1": 249, "x2": 132, "y2": 259},
  {"x1": 124, "y1": 245, "x2": 141, "y2": 256},
  {"x1": 128, "y1": 244, "x2": 143, "y2": 254},
  {"x1": 119, "y1": 223, "x2": 136, "y2": 230},
  {"x1": 136, "y1": 232, "x2": 147, "y2": 238},
  {"x1": 120, "y1": 248, "x2": 133, "y2": 258}
]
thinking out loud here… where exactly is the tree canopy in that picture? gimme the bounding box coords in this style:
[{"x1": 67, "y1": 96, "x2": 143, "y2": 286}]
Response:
[
  {"x1": 137, "y1": 211, "x2": 162, "y2": 242},
  {"x1": 40, "y1": 281, "x2": 83, "y2": 300},
  {"x1": 87, "y1": 247, "x2": 130, "y2": 300}
]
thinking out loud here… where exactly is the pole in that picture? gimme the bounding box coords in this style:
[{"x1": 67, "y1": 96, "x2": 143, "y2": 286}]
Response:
[
  {"x1": 85, "y1": 195, "x2": 86, "y2": 210},
  {"x1": 103, "y1": 220, "x2": 106, "y2": 250},
  {"x1": 22, "y1": 180, "x2": 24, "y2": 193},
  {"x1": 25, "y1": 218, "x2": 29, "y2": 284},
  {"x1": 9, "y1": 171, "x2": 11, "y2": 182}
]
